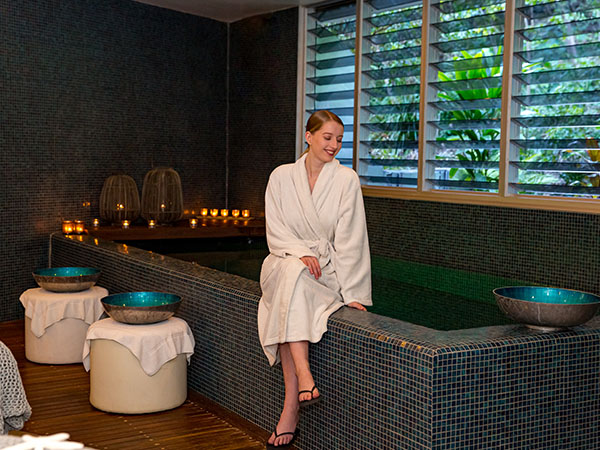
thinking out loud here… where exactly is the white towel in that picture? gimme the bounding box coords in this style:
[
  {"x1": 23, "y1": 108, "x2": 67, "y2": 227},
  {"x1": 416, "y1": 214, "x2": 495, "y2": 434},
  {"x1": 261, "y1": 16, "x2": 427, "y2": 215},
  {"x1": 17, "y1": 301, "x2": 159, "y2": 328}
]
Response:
[
  {"x1": 19, "y1": 287, "x2": 108, "y2": 338},
  {"x1": 82, "y1": 318, "x2": 195, "y2": 376}
]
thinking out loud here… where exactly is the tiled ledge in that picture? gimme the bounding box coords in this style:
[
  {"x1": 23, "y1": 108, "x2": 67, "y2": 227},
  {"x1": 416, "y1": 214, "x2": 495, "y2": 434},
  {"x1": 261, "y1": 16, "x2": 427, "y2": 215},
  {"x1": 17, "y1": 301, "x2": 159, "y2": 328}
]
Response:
[{"x1": 51, "y1": 234, "x2": 600, "y2": 450}]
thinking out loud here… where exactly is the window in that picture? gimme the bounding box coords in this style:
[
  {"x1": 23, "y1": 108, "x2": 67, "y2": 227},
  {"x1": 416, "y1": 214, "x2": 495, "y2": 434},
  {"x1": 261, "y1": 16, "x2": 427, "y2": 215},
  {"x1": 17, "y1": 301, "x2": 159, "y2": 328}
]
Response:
[
  {"x1": 510, "y1": 0, "x2": 600, "y2": 197},
  {"x1": 305, "y1": 1, "x2": 357, "y2": 167},
  {"x1": 360, "y1": 0, "x2": 423, "y2": 187},
  {"x1": 425, "y1": 0, "x2": 504, "y2": 193},
  {"x1": 300, "y1": 0, "x2": 600, "y2": 211}
]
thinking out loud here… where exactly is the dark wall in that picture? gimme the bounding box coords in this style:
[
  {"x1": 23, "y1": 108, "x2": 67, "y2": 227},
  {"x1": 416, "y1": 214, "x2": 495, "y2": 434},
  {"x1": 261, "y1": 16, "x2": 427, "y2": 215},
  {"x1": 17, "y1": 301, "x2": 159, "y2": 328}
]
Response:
[
  {"x1": 228, "y1": 9, "x2": 299, "y2": 214},
  {"x1": 1, "y1": 0, "x2": 227, "y2": 320},
  {"x1": 365, "y1": 198, "x2": 600, "y2": 295}
]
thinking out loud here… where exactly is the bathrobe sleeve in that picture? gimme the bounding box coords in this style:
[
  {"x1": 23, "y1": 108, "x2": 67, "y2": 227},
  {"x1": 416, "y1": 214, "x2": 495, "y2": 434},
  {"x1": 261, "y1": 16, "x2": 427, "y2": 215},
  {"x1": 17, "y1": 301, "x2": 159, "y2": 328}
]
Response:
[
  {"x1": 264, "y1": 169, "x2": 317, "y2": 260},
  {"x1": 333, "y1": 171, "x2": 372, "y2": 306}
]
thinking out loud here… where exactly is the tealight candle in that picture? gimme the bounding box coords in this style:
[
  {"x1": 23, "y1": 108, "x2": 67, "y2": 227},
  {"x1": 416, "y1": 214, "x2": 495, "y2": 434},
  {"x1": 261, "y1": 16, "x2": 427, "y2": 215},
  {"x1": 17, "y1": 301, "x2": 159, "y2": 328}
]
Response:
[
  {"x1": 200, "y1": 208, "x2": 208, "y2": 217},
  {"x1": 210, "y1": 209, "x2": 219, "y2": 217},
  {"x1": 189, "y1": 218, "x2": 198, "y2": 228},
  {"x1": 148, "y1": 219, "x2": 156, "y2": 229},
  {"x1": 74, "y1": 220, "x2": 85, "y2": 234},
  {"x1": 62, "y1": 220, "x2": 74, "y2": 235},
  {"x1": 232, "y1": 209, "x2": 240, "y2": 218},
  {"x1": 221, "y1": 209, "x2": 229, "y2": 217},
  {"x1": 92, "y1": 218, "x2": 100, "y2": 228},
  {"x1": 242, "y1": 209, "x2": 250, "y2": 218},
  {"x1": 122, "y1": 220, "x2": 130, "y2": 229}
]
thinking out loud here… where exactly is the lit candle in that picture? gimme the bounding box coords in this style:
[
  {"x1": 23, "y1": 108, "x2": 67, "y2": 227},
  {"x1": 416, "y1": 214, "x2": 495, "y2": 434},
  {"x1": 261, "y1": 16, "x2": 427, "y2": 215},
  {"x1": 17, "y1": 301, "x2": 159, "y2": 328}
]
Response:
[
  {"x1": 148, "y1": 219, "x2": 156, "y2": 229},
  {"x1": 189, "y1": 218, "x2": 198, "y2": 228},
  {"x1": 220, "y1": 209, "x2": 229, "y2": 217},
  {"x1": 74, "y1": 220, "x2": 85, "y2": 234},
  {"x1": 160, "y1": 203, "x2": 166, "y2": 212},
  {"x1": 200, "y1": 208, "x2": 208, "y2": 217},
  {"x1": 232, "y1": 209, "x2": 240, "y2": 218},
  {"x1": 242, "y1": 209, "x2": 250, "y2": 218},
  {"x1": 62, "y1": 220, "x2": 74, "y2": 235},
  {"x1": 210, "y1": 209, "x2": 219, "y2": 217},
  {"x1": 122, "y1": 220, "x2": 130, "y2": 229},
  {"x1": 92, "y1": 218, "x2": 100, "y2": 228},
  {"x1": 117, "y1": 203, "x2": 124, "y2": 210}
]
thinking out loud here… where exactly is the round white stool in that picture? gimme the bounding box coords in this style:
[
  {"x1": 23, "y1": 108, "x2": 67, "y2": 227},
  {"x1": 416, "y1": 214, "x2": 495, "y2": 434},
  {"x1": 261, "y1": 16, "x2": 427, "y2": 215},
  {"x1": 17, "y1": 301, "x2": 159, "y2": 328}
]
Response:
[
  {"x1": 20, "y1": 286, "x2": 107, "y2": 364},
  {"x1": 84, "y1": 317, "x2": 194, "y2": 414},
  {"x1": 25, "y1": 316, "x2": 90, "y2": 364},
  {"x1": 89, "y1": 339, "x2": 187, "y2": 414}
]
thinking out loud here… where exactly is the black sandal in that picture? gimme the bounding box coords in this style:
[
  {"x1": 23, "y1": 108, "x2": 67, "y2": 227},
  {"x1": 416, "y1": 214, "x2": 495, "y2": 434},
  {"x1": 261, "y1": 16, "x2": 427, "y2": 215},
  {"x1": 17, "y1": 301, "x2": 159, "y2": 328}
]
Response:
[
  {"x1": 298, "y1": 385, "x2": 321, "y2": 408},
  {"x1": 266, "y1": 428, "x2": 299, "y2": 449}
]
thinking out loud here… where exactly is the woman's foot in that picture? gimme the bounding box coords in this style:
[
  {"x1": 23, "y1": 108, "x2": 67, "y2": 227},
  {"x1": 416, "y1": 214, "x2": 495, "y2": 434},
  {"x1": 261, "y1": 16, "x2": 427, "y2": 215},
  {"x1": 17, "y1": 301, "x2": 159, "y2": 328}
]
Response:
[
  {"x1": 267, "y1": 406, "x2": 299, "y2": 447},
  {"x1": 298, "y1": 385, "x2": 321, "y2": 408},
  {"x1": 297, "y1": 371, "x2": 320, "y2": 404}
]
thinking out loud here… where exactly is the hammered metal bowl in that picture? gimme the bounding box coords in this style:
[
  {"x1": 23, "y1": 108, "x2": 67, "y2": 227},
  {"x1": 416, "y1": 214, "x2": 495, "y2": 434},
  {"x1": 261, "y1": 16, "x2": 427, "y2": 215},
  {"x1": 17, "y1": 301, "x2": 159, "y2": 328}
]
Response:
[
  {"x1": 33, "y1": 267, "x2": 101, "y2": 292},
  {"x1": 494, "y1": 286, "x2": 600, "y2": 331},
  {"x1": 101, "y1": 292, "x2": 181, "y2": 325}
]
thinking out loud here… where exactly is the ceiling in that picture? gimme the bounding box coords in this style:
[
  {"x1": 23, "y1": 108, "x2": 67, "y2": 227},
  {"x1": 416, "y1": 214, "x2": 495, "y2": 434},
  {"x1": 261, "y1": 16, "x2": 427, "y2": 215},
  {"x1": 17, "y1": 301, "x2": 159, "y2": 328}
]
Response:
[{"x1": 134, "y1": 0, "x2": 320, "y2": 23}]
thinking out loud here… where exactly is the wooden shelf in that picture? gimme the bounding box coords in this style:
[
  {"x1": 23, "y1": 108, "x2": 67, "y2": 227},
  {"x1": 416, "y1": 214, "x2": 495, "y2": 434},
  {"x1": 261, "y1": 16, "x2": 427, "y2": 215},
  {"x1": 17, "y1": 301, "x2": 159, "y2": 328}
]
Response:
[{"x1": 87, "y1": 218, "x2": 265, "y2": 241}]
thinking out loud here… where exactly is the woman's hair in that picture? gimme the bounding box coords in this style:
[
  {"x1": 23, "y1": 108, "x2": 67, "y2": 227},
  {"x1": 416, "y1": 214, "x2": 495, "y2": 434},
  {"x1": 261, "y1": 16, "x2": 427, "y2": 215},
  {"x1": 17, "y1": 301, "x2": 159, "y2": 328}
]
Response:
[{"x1": 301, "y1": 110, "x2": 344, "y2": 156}]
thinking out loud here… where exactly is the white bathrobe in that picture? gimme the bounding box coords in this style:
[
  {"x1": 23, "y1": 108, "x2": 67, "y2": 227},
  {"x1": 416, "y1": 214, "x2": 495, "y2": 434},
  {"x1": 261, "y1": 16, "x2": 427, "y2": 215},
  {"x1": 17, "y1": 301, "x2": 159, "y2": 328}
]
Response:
[{"x1": 258, "y1": 154, "x2": 372, "y2": 366}]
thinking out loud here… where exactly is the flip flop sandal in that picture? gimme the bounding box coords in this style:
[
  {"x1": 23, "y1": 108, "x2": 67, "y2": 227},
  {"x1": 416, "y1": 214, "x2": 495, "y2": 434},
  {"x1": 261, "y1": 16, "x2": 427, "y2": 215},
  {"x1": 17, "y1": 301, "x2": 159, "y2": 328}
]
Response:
[
  {"x1": 298, "y1": 385, "x2": 321, "y2": 408},
  {"x1": 266, "y1": 428, "x2": 299, "y2": 449}
]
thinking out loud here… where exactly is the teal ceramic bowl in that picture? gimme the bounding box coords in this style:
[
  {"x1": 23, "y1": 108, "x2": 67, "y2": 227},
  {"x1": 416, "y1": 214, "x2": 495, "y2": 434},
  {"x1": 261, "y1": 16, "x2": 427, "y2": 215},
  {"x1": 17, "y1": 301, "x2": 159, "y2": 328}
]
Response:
[
  {"x1": 33, "y1": 267, "x2": 101, "y2": 292},
  {"x1": 493, "y1": 286, "x2": 600, "y2": 331},
  {"x1": 101, "y1": 291, "x2": 182, "y2": 325}
]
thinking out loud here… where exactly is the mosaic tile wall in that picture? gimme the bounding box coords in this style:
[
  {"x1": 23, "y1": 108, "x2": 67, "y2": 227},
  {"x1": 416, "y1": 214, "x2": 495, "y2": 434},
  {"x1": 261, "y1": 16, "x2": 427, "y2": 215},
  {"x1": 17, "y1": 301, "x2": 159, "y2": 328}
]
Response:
[
  {"x1": 365, "y1": 197, "x2": 600, "y2": 296},
  {"x1": 1, "y1": 0, "x2": 227, "y2": 320},
  {"x1": 228, "y1": 9, "x2": 299, "y2": 215},
  {"x1": 52, "y1": 235, "x2": 600, "y2": 449}
]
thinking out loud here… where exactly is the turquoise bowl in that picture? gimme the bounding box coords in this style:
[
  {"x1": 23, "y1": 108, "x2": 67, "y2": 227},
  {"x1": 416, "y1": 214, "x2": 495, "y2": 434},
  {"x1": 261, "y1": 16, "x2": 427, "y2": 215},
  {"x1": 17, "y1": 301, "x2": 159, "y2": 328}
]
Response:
[
  {"x1": 101, "y1": 292, "x2": 182, "y2": 325},
  {"x1": 33, "y1": 267, "x2": 101, "y2": 292},
  {"x1": 493, "y1": 286, "x2": 600, "y2": 331}
]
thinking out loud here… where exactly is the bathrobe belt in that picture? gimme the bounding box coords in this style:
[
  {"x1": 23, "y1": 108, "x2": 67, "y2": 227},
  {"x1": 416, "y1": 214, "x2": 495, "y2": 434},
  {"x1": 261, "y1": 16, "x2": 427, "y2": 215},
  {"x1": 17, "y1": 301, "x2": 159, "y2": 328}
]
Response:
[{"x1": 306, "y1": 238, "x2": 335, "y2": 268}]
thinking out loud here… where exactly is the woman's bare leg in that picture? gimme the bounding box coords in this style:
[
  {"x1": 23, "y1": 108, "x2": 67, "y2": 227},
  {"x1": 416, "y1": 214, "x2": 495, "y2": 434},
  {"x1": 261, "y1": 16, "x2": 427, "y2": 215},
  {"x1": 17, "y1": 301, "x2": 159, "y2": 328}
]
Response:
[
  {"x1": 288, "y1": 341, "x2": 320, "y2": 402},
  {"x1": 268, "y1": 343, "x2": 300, "y2": 446}
]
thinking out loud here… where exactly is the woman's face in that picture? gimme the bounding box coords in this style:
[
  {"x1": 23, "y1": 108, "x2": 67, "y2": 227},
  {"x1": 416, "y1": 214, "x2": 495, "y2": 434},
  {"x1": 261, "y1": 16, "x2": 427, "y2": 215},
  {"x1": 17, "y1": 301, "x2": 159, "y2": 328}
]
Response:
[{"x1": 305, "y1": 120, "x2": 344, "y2": 164}]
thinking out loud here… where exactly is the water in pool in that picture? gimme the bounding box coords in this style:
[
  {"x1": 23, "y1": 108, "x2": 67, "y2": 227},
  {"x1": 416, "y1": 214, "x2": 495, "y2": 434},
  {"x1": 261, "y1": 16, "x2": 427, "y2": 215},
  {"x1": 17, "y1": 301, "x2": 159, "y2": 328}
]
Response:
[{"x1": 126, "y1": 237, "x2": 516, "y2": 330}]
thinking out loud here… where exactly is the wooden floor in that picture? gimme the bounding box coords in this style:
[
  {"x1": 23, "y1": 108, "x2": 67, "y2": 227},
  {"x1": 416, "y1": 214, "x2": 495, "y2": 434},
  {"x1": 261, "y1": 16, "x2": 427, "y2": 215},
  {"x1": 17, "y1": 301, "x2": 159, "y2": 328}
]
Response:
[{"x1": 0, "y1": 320, "x2": 274, "y2": 450}]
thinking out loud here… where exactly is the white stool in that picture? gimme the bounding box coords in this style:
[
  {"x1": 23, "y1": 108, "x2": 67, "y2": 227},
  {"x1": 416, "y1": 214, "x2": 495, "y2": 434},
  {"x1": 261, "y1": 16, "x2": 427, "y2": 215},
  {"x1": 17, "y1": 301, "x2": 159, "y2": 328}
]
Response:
[
  {"x1": 19, "y1": 287, "x2": 107, "y2": 364},
  {"x1": 83, "y1": 318, "x2": 195, "y2": 414}
]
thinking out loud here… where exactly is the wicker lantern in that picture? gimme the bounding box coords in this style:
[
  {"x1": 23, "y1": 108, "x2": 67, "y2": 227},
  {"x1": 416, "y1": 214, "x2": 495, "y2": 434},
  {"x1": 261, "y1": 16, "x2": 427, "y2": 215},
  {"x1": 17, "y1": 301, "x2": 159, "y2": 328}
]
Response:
[
  {"x1": 99, "y1": 175, "x2": 141, "y2": 224},
  {"x1": 141, "y1": 167, "x2": 183, "y2": 224}
]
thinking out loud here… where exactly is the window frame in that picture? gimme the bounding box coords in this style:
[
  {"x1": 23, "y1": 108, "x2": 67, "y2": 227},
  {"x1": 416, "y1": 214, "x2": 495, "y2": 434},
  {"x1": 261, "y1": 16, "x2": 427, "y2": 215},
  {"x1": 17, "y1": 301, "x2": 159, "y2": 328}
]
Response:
[{"x1": 297, "y1": 0, "x2": 600, "y2": 214}]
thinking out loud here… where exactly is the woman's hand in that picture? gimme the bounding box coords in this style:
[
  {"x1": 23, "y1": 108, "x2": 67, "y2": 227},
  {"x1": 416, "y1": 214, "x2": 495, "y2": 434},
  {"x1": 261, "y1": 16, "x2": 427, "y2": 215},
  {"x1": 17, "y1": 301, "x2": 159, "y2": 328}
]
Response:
[
  {"x1": 347, "y1": 302, "x2": 366, "y2": 311},
  {"x1": 300, "y1": 256, "x2": 321, "y2": 280}
]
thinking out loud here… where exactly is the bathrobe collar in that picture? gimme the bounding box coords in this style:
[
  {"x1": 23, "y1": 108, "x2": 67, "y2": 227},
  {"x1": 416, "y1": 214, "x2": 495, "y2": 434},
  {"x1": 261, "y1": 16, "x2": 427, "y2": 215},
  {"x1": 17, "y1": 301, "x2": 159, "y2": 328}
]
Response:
[{"x1": 292, "y1": 154, "x2": 340, "y2": 238}]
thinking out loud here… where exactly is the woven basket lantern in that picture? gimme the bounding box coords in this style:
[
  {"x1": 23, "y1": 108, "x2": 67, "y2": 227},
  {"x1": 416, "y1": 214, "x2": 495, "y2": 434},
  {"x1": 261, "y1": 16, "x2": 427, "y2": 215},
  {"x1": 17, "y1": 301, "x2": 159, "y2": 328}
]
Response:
[
  {"x1": 141, "y1": 167, "x2": 184, "y2": 224},
  {"x1": 99, "y1": 175, "x2": 141, "y2": 224}
]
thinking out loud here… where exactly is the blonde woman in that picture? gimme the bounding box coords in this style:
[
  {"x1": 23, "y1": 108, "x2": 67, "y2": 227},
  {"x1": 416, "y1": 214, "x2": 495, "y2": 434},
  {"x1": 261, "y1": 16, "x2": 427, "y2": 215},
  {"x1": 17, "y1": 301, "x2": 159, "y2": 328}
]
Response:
[{"x1": 258, "y1": 110, "x2": 372, "y2": 448}]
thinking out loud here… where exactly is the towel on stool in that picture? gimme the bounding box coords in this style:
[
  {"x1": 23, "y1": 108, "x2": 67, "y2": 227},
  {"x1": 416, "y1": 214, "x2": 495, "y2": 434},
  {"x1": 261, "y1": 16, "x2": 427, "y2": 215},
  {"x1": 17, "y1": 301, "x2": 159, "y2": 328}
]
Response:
[
  {"x1": 19, "y1": 287, "x2": 108, "y2": 338},
  {"x1": 83, "y1": 318, "x2": 195, "y2": 376}
]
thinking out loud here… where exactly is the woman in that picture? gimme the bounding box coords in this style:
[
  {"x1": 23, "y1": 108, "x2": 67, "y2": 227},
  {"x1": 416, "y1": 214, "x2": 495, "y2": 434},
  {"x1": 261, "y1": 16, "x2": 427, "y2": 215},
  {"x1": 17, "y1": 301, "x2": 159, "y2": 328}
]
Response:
[{"x1": 258, "y1": 110, "x2": 372, "y2": 449}]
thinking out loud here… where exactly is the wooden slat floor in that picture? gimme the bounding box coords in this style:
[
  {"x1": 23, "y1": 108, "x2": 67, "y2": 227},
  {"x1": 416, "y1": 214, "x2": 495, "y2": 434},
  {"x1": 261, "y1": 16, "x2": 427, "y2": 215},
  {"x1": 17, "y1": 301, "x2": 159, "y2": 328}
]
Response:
[{"x1": 0, "y1": 320, "x2": 276, "y2": 450}]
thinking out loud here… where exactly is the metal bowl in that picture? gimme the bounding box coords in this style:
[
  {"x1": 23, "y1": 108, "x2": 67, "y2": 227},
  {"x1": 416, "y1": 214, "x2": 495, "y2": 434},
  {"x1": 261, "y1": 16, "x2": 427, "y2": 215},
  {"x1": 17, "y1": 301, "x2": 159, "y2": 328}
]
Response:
[
  {"x1": 101, "y1": 292, "x2": 182, "y2": 325},
  {"x1": 494, "y1": 286, "x2": 600, "y2": 331},
  {"x1": 33, "y1": 267, "x2": 101, "y2": 292}
]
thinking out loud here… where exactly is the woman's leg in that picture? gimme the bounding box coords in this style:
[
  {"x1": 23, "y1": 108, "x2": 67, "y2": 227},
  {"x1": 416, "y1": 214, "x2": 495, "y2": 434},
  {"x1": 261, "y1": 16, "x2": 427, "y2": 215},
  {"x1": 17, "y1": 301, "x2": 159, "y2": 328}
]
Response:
[
  {"x1": 288, "y1": 341, "x2": 320, "y2": 402},
  {"x1": 268, "y1": 343, "x2": 300, "y2": 446}
]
